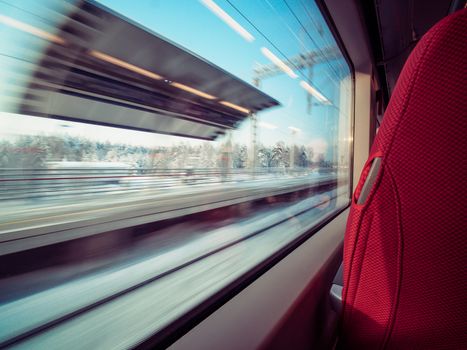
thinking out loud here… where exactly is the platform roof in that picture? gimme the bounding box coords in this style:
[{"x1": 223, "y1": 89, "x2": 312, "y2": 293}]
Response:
[{"x1": 18, "y1": 0, "x2": 280, "y2": 140}]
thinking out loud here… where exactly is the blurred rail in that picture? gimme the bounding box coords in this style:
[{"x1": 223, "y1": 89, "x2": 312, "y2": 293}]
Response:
[
  {"x1": 0, "y1": 167, "x2": 320, "y2": 201},
  {"x1": 0, "y1": 168, "x2": 341, "y2": 255}
]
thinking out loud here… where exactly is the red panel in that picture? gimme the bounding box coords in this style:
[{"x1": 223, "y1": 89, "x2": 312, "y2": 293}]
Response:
[{"x1": 341, "y1": 9, "x2": 467, "y2": 349}]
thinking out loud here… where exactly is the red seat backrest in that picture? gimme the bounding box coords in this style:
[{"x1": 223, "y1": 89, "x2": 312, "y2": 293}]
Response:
[{"x1": 341, "y1": 9, "x2": 467, "y2": 349}]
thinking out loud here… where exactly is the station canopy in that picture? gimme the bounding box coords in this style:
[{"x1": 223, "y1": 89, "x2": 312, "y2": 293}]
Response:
[{"x1": 18, "y1": 0, "x2": 280, "y2": 140}]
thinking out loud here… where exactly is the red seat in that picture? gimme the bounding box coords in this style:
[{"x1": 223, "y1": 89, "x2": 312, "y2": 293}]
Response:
[{"x1": 341, "y1": 9, "x2": 467, "y2": 349}]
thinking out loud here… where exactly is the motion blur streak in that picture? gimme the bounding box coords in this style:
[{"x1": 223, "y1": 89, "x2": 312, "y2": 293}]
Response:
[
  {"x1": 299, "y1": 80, "x2": 332, "y2": 105},
  {"x1": 258, "y1": 121, "x2": 278, "y2": 130},
  {"x1": 0, "y1": 14, "x2": 65, "y2": 44},
  {"x1": 200, "y1": 0, "x2": 255, "y2": 42},
  {"x1": 88, "y1": 50, "x2": 164, "y2": 80},
  {"x1": 260, "y1": 47, "x2": 298, "y2": 79},
  {"x1": 170, "y1": 82, "x2": 217, "y2": 99},
  {"x1": 219, "y1": 100, "x2": 250, "y2": 113}
]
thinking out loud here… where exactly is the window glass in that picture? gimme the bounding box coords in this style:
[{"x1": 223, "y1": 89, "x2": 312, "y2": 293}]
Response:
[{"x1": 0, "y1": 0, "x2": 352, "y2": 346}]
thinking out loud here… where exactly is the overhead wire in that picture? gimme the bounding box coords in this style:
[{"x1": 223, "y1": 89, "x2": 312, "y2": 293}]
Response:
[
  {"x1": 262, "y1": 0, "x2": 347, "y2": 91},
  {"x1": 297, "y1": 0, "x2": 349, "y2": 82},
  {"x1": 282, "y1": 0, "x2": 352, "y2": 100},
  {"x1": 224, "y1": 0, "x2": 341, "y2": 99},
  {"x1": 282, "y1": 0, "x2": 343, "y2": 84}
]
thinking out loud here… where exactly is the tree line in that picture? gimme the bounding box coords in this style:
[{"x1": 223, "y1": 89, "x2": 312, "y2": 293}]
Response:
[{"x1": 0, "y1": 134, "x2": 324, "y2": 170}]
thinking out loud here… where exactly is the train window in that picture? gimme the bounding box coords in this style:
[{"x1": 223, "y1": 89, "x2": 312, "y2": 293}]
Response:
[{"x1": 0, "y1": 0, "x2": 352, "y2": 348}]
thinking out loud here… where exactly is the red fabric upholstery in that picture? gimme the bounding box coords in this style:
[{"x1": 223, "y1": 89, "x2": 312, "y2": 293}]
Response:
[{"x1": 341, "y1": 9, "x2": 467, "y2": 349}]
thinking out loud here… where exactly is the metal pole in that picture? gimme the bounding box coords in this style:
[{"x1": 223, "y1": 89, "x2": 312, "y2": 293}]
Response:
[
  {"x1": 250, "y1": 78, "x2": 261, "y2": 177},
  {"x1": 250, "y1": 113, "x2": 257, "y2": 177}
]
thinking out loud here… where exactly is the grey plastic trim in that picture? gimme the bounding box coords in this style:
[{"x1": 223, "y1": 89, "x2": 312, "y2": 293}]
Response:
[
  {"x1": 330, "y1": 263, "x2": 343, "y2": 313},
  {"x1": 330, "y1": 284, "x2": 343, "y2": 314},
  {"x1": 357, "y1": 157, "x2": 381, "y2": 204},
  {"x1": 333, "y1": 263, "x2": 344, "y2": 286}
]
